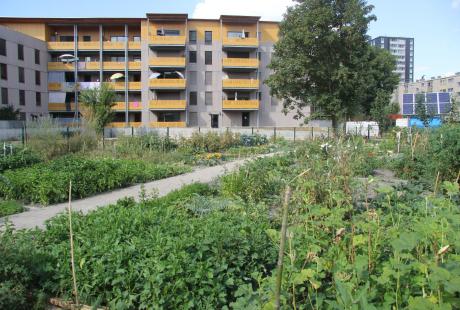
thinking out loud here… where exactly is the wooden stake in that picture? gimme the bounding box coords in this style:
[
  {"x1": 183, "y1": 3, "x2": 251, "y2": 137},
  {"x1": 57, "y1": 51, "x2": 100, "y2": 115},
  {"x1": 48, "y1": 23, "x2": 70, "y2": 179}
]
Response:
[
  {"x1": 68, "y1": 181, "x2": 79, "y2": 307},
  {"x1": 274, "y1": 185, "x2": 292, "y2": 310},
  {"x1": 434, "y1": 171, "x2": 441, "y2": 195}
]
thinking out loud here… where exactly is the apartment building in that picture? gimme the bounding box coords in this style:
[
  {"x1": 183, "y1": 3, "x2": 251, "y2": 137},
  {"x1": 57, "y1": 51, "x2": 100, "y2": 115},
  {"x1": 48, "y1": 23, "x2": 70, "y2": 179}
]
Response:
[
  {"x1": 370, "y1": 36, "x2": 414, "y2": 83},
  {"x1": 394, "y1": 72, "x2": 460, "y2": 116},
  {"x1": 0, "y1": 25, "x2": 48, "y2": 120},
  {"x1": 0, "y1": 14, "x2": 303, "y2": 128}
]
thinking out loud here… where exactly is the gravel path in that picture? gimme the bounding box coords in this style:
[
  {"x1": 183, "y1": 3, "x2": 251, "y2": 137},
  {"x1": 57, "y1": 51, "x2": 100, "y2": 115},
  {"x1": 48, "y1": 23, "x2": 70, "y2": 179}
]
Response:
[{"x1": 0, "y1": 153, "x2": 275, "y2": 230}]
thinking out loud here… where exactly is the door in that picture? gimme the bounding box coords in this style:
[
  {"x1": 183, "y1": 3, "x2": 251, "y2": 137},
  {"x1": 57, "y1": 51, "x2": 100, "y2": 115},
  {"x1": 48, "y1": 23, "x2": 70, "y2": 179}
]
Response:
[
  {"x1": 242, "y1": 112, "x2": 250, "y2": 127},
  {"x1": 211, "y1": 114, "x2": 219, "y2": 128}
]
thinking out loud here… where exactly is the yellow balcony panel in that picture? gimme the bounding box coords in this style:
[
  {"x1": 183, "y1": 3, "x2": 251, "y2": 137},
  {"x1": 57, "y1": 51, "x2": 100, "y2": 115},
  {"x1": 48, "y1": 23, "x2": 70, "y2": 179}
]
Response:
[
  {"x1": 149, "y1": 79, "x2": 186, "y2": 89},
  {"x1": 128, "y1": 41, "x2": 141, "y2": 50},
  {"x1": 78, "y1": 42, "x2": 100, "y2": 50},
  {"x1": 112, "y1": 102, "x2": 143, "y2": 111},
  {"x1": 150, "y1": 121, "x2": 186, "y2": 128},
  {"x1": 222, "y1": 37, "x2": 258, "y2": 48},
  {"x1": 149, "y1": 35, "x2": 186, "y2": 47},
  {"x1": 48, "y1": 62, "x2": 74, "y2": 71},
  {"x1": 48, "y1": 103, "x2": 75, "y2": 112},
  {"x1": 109, "y1": 122, "x2": 142, "y2": 128},
  {"x1": 128, "y1": 62, "x2": 141, "y2": 70},
  {"x1": 222, "y1": 79, "x2": 259, "y2": 89},
  {"x1": 222, "y1": 100, "x2": 260, "y2": 110},
  {"x1": 222, "y1": 58, "x2": 259, "y2": 69},
  {"x1": 103, "y1": 62, "x2": 125, "y2": 70},
  {"x1": 48, "y1": 82, "x2": 62, "y2": 91},
  {"x1": 103, "y1": 42, "x2": 125, "y2": 50},
  {"x1": 106, "y1": 82, "x2": 142, "y2": 91},
  {"x1": 47, "y1": 42, "x2": 74, "y2": 50},
  {"x1": 149, "y1": 57, "x2": 186, "y2": 68},
  {"x1": 149, "y1": 100, "x2": 186, "y2": 110},
  {"x1": 84, "y1": 62, "x2": 101, "y2": 70}
]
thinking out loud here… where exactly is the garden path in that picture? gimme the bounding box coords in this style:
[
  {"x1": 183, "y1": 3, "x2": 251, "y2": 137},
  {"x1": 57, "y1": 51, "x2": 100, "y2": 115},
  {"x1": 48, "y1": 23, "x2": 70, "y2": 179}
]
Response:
[{"x1": 0, "y1": 153, "x2": 276, "y2": 230}]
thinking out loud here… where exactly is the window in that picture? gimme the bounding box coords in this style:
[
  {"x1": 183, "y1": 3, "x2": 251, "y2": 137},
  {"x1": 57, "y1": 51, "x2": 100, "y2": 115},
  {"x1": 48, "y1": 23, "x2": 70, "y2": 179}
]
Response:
[
  {"x1": 19, "y1": 90, "x2": 25, "y2": 106},
  {"x1": 205, "y1": 51, "x2": 212, "y2": 65},
  {"x1": 205, "y1": 71, "x2": 212, "y2": 85},
  {"x1": 111, "y1": 36, "x2": 126, "y2": 42},
  {"x1": 35, "y1": 71, "x2": 41, "y2": 85},
  {"x1": 0, "y1": 38, "x2": 6, "y2": 56},
  {"x1": 205, "y1": 91, "x2": 212, "y2": 105},
  {"x1": 1, "y1": 88, "x2": 7, "y2": 105},
  {"x1": 258, "y1": 52, "x2": 262, "y2": 60},
  {"x1": 189, "y1": 30, "x2": 197, "y2": 44},
  {"x1": 157, "y1": 29, "x2": 180, "y2": 36},
  {"x1": 18, "y1": 44, "x2": 24, "y2": 60},
  {"x1": 227, "y1": 31, "x2": 249, "y2": 38},
  {"x1": 189, "y1": 91, "x2": 197, "y2": 105},
  {"x1": 189, "y1": 51, "x2": 197, "y2": 63},
  {"x1": 36, "y1": 92, "x2": 41, "y2": 106},
  {"x1": 82, "y1": 35, "x2": 91, "y2": 42},
  {"x1": 0, "y1": 63, "x2": 7, "y2": 80},
  {"x1": 258, "y1": 92, "x2": 262, "y2": 101},
  {"x1": 133, "y1": 36, "x2": 141, "y2": 42},
  {"x1": 60, "y1": 35, "x2": 74, "y2": 42},
  {"x1": 18, "y1": 67, "x2": 25, "y2": 83},
  {"x1": 205, "y1": 31, "x2": 212, "y2": 44},
  {"x1": 189, "y1": 71, "x2": 197, "y2": 85},
  {"x1": 34, "y1": 49, "x2": 40, "y2": 64},
  {"x1": 189, "y1": 112, "x2": 198, "y2": 127}
]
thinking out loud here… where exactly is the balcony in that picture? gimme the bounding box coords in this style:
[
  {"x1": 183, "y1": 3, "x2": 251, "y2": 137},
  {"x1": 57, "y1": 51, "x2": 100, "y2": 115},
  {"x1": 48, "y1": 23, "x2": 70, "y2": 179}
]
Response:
[
  {"x1": 128, "y1": 41, "x2": 141, "y2": 50},
  {"x1": 149, "y1": 100, "x2": 186, "y2": 110},
  {"x1": 222, "y1": 100, "x2": 260, "y2": 110},
  {"x1": 107, "y1": 82, "x2": 142, "y2": 91},
  {"x1": 48, "y1": 62, "x2": 74, "y2": 71},
  {"x1": 108, "y1": 122, "x2": 142, "y2": 128},
  {"x1": 47, "y1": 42, "x2": 74, "y2": 51},
  {"x1": 222, "y1": 58, "x2": 259, "y2": 69},
  {"x1": 83, "y1": 62, "x2": 101, "y2": 70},
  {"x1": 150, "y1": 121, "x2": 186, "y2": 128},
  {"x1": 149, "y1": 57, "x2": 186, "y2": 68},
  {"x1": 222, "y1": 37, "x2": 258, "y2": 49},
  {"x1": 48, "y1": 82, "x2": 62, "y2": 91},
  {"x1": 222, "y1": 79, "x2": 259, "y2": 89},
  {"x1": 112, "y1": 102, "x2": 143, "y2": 111},
  {"x1": 78, "y1": 42, "x2": 100, "y2": 50},
  {"x1": 149, "y1": 36, "x2": 186, "y2": 48},
  {"x1": 48, "y1": 103, "x2": 75, "y2": 112},
  {"x1": 149, "y1": 79, "x2": 186, "y2": 89}
]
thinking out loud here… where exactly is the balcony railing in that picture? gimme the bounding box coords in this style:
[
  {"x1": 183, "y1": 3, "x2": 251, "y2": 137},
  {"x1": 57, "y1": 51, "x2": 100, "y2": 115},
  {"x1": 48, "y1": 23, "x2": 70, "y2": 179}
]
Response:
[
  {"x1": 149, "y1": 79, "x2": 186, "y2": 89},
  {"x1": 108, "y1": 122, "x2": 142, "y2": 128},
  {"x1": 112, "y1": 102, "x2": 143, "y2": 111},
  {"x1": 150, "y1": 121, "x2": 186, "y2": 128},
  {"x1": 149, "y1": 57, "x2": 186, "y2": 68},
  {"x1": 48, "y1": 103, "x2": 75, "y2": 112},
  {"x1": 222, "y1": 79, "x2": 259, "y2": 89},
  {"x1": 78, "y1": 42, "x2": 100, "y2": 50},
  {"x1": 128, "y1": 41, "x2": 141, "y2": 50},
  {"x1": 84, "y1": 62, "x2": 101, "y2": 70},
  {"x1": 222, "y1": 100, "x2": 260, "y2": 110},
  {"x1": 222, "y1": 58, "x2": 259, "y2": 68},
  {"x1": 222, "y1": 37, "x2": 258, "y2": 48},
  {"x1": 47, "y1": 42, "x2": 74, "y2": 50},
  {"x1": 149, "y1": 35, "x2": 186, "y2": 46},
  {"x1": 48, "y1": 82, "x2": 62, "y2": 91},
  {"x1": 149, "y1": 100, "x2": 186, "y2": 110},
  {"x1": 106, "y1": 82, "x2": 142, "y2": 91},
  {"x1": 48, "y1": 62, "x2": 74, "y2": 71}
]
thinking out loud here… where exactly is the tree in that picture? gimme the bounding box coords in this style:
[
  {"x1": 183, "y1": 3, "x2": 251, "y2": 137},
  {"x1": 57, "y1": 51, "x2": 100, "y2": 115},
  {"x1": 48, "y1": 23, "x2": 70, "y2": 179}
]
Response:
[
  {"x1": 370, "y1": 90, "x2": 399, "y2": 132},
  {"x1": 266, "y1": 0, "x2": 398, "y2": 132},
  {"x1": 415, "y1": 93, "x2": 429, "y2": 127},
  {"x1": 446, "y1": 94, "x2": 459, "y2": 124},
  {"x1": 0, "y1": 106, "x2": 20, "y2": 120},
  {"x1": 79, "y1": 83, "x2": 116, "y2": 136}
]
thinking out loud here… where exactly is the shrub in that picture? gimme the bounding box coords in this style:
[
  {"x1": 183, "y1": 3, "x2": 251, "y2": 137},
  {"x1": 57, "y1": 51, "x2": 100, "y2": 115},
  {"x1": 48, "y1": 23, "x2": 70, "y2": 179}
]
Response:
[
  {"x1": 0, "y1": 200, "x2": 24, "y2": 217},
  {"x1": 0, "y1": 148, "x2": 41, "y2": 172},
  {"x1": 240, "y1": 133, "x2": 268, "y2": 147},
  {"x1": 115, "y1": 133, "x2": 177, "y2": 156}
]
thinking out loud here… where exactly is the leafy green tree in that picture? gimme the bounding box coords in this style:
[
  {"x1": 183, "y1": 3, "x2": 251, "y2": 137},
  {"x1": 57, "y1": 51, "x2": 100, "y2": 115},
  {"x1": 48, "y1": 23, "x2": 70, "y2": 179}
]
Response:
[
  {"x1": 446, "y1": 94, "x2": 459, "y2": 124},
  {"x1": 415, "y1": 93, "x2": 429, "y2": 127},
  {"x1": 79, "y1": 83, "x2": 116, "y2": 136},
  {"x1": 266, "y1": 0, "x2": 398, "y2": 132},
  {"x1": 0, "y1": 106, "x2": 20, "y2": 120},
  {"x1": 370, "y1": 90, "x2": 399, "y2": 132}
]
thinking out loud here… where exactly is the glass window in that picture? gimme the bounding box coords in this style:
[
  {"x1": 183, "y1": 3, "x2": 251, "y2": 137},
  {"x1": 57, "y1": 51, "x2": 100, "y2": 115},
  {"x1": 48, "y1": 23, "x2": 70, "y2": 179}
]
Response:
[
  {"x1": 205, "y1": 91, "x2": 212, "y2": 105},
  {"x1": 227, "y1": 31, "x2": 249, "y2": 38},
  {"x1": 0, "y1": 63, "x2": 7, "y2": 80},
  {"x1": 18, "y1": 67, "x2": 24, "y2": 83},
  {"x1": 82, "y1": 35, "x2": 91, "y2": 42},
  {"x1": 188, "y1": 71, "x2": 197, "y2": 85},
  {"x1": 111, "y1": 36, "x2": 126, "y2": 42},
  {"x1": 157, "y1": 29, "x2": 180, "y2": 36},
  {"x1": 189, "y1": 51, "x2": 196, "y2": 63},
  {"x1": 19, "y1": 89, "x2": 25, "y2": 106},
  {"x1": 1, "y1": 88, "x2": 8, "y2": 105},
  {"x1": 60, "y1": 35, "x2": 74, "y2": 42},
  {"x1": 205, "y1": 51, "x2": 212, "y2": 65},
  {"x1": 205, "y1": 71, "x2": 212, "y2": 85},
  {"x1": 35, "y1": 70, "x2": 40, "y2": 85},
  {"x1": 205, "y1": 31, "x2": 212, "y2": 44},
  {"x1": 18, "y1": 44, "x2": 24, "y2": 60},
  {"x1": 189, "y1": 91, "x2": 197, "y2": 105},
  {"x1": 34, "y1": 49, "x2": 40, "y2": 65},
  {"x1": 0, "y1": 38, "x2": 6, "y2": 56},
  {"x1": 189, "y1": 30, "x2": 197, "y2": 43},
  {"x1": 36, "y1": 92, "x2": 41, "y2": 106},
  {"x1": 133, "y1": 36, "x2": 141, "y2": 42}
]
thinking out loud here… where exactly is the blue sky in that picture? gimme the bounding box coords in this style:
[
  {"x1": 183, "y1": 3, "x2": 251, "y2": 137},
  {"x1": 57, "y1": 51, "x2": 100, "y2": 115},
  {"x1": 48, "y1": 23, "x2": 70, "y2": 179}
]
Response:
[{"x1": 2, "y1": 0, "x2": 459, "y2": 79}]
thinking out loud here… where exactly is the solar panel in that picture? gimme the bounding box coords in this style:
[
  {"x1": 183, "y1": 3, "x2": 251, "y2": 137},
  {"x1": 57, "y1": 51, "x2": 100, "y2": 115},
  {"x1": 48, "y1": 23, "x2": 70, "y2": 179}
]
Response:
[
  {"x1": 403, "y1": 94, "x2": 414, "y2": 104},
  {"x1": 426, "y1": 93, "x2": 437, "y2": 103},
  {"x1": 439, "y1": 92, "x2": 450, "y2": 103},
  {"x1": 426, "y1": 104, "x2": 438, "y2": 114},
  {"x1": 439, "y1": 103, "x2": 451, "y2": 114},
  {"x1": 403, "y1": 104, "x2": 414, "y2": 115}
]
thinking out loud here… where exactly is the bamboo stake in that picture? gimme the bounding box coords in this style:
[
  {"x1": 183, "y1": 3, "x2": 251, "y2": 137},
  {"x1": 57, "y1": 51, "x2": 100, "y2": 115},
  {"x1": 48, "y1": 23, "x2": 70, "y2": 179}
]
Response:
[
  {"x1": 68, "y1": 181, "x2": 79, "y2": 307},
  {"x1": 434, "y1": 171, "x2": 441, "y2": 195},
  {"x1": 274, "y1": 185, "x2": 292, "y2": 310}
]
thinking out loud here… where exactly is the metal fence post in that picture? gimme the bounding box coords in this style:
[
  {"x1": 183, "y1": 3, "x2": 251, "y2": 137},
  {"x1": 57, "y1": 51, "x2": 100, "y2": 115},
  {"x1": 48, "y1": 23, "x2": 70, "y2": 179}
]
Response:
[
  {"x1": 198, "y1": 126, "x2": 201, "y2": 133},
  {"x1": 131, "y1": 126, "x2": 134, "y2": 137},
  {"x1": 327, "y1": 127, "x2": 330, "y2": 139},
  {"x1": 66, "y1": 127, "x2": 70, "y2": 152},
  {"x1": 367, "y1": 125, "x2": 370, "y2": 140},
  {"x1": 311, "y1": 127, "x2": 314, "y2": 139},
  {"x1": 274, "y1": 127, "x2": 277, "y2": 141},
  {"x1": 21, "y1": 125, "x2": 25, "y2": 146},
  {"x1": 167, "y1": 127, "x2": 170, "y2": 139},
  {"x1": 293, "y1": 127, "x2": 296, "y2": 142},
  {"x1": 102, "y1": 128, "x2": 105, "y2": 150},
  {"x1": 251, "y1": 127, "x2": 254, "y2": 135}
]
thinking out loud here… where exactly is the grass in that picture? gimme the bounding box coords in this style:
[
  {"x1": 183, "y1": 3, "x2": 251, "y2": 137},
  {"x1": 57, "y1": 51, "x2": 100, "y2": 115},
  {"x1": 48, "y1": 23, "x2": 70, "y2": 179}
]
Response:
[{"x1": 0, "y1": 200, "x2": 24, "y2": 217}]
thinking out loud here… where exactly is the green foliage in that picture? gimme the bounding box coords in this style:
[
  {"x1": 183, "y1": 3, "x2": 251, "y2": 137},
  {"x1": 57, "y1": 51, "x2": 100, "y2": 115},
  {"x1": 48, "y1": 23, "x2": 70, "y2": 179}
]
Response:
[
  {"x1": 240, "y1": 133, "x2": 268, "y2": 146},
  {"x1": 0, "y1": 155, "x2": 189, "y2": 204},
  {"x1": 0, "y1": 106, "x2": 20, "y2": 120},
  {"x1": 0, "y1": 200, "x2": 24, "y2": 217},
  {"x1": 266, "y1": 0, "x2": 398, "y2": 129},
  {"x1": 370, "y1": 91, "x2": 400, "y2": 133},
  {"x1": 79, "y1": 83, "x2": 116, "y2": 135},
  {"x1": 115, "y1": 132, "x2": 177, "y2": 156},
  {"x1": 0, "y1": 148, "x2": 41, "y2": 172},
  {"x1": 415, "y1": 93, "x2": 430, "y2": 127}
]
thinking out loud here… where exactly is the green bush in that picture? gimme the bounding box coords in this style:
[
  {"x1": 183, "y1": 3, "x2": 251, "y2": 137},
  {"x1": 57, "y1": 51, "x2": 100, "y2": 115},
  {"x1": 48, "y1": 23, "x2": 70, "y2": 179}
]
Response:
[
  {"x1": 0, "y1": 155, "x2": 189, "y2": 204},
  {"x1": 0, "y1": 148, "x2": 41, "y2": 172},
  {"x1": 0, "y1": 200, "x2": 24, "y2": 217},
  {"x1": 115, "y1": 133, "x2": 177, "y2": 156}
]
